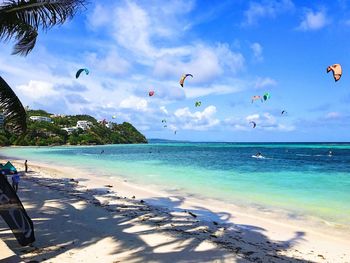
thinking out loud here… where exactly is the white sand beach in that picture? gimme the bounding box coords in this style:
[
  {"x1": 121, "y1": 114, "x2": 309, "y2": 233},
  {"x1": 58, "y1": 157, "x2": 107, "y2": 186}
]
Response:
[{"x1": 1, "y1": 158, "x2": 350, "y2": 263}]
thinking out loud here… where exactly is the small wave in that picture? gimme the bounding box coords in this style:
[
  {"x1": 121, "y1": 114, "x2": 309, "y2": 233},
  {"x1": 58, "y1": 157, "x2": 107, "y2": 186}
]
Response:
[{"x1": 251, "y1": 155, "x2": 272, "y2": 159}]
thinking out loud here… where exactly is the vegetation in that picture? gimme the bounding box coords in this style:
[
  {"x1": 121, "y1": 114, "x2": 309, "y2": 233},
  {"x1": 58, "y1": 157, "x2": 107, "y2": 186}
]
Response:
[
  {"x1": 0, "y1": 77, "x2": 27, "y2": 134},
  {"x1": 0, "y1": 0, "x2": 86, "y2": 56},
  {"x1": 0, "y1": 110, "x2": 147, "y2": 146}
]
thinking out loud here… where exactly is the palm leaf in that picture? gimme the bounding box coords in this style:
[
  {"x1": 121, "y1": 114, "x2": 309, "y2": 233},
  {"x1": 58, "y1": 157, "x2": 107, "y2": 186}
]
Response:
[
  {"x1": 0, "y1": 76, "x2": 27, "y2": 134},
  {"x1": 0, "y1": 0, "x2": 87, "y2": 55}
]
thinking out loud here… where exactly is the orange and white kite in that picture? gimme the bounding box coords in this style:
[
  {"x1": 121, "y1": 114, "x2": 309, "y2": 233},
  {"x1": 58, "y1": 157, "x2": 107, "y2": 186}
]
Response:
[{"x1": 327, "y1": 64, "x2": 342, "y2": 82}]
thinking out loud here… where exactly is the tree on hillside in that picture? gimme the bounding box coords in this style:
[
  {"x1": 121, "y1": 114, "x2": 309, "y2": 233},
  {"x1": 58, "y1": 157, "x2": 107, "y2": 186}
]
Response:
[{"x1": 0, "y1": 0, "x2": 87, "y2": 56}]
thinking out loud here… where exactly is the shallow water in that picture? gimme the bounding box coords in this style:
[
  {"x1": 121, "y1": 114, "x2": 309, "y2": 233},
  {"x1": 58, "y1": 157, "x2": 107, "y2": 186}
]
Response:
[{"x1": 2, "y1": 142, "x2": 350, "y2": 227}]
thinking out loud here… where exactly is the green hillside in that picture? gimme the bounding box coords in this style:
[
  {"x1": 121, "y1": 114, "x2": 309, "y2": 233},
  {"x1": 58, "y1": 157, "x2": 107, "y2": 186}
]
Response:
[{"x1": 0, "y1": 110, "x2": 147, "y2": 146}]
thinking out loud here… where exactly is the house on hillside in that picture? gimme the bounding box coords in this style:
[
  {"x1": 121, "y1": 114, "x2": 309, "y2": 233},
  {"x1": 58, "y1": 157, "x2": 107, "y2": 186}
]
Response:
[
  {"x1": 76, "y1": 120, "x2": 93, "y2": 130},
  {"x1": 106, "y1": 122, "x2": 113, "y2": 129},
  {"x1": 61, "y1": 127, "x2": 78, "y2": 134},
  {"x1": 30, "y1": 116, "x2": 52, "y2": 122}
]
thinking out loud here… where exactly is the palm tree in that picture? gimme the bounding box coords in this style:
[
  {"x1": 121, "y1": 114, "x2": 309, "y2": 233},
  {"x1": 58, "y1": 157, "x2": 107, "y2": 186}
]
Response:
[
  {"x1": 0, "y1": 1, "x2": 87, "y2": 134},
  {"x1": 0, "y1": 77, "x2": 27, "y2": 134},
  {"x1": 0, "y1": 0, "x2": 87, "y2": 56}
]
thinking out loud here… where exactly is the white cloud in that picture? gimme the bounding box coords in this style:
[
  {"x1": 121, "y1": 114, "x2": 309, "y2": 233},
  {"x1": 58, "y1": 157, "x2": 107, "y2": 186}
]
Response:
[
  {"x1": 185, "y1": 84, "x2": 242, "y2": 99},
  {"x1": 153, "y1": 43, "x2": 245, "y2": 83},
  {"x1": 298, "y1": 10, "x2": 328, "y2": 31},
  {"x1": 225, "y1": 112, "x2": 295, "y2": 131},
  {"x1": 250, "y1": 42, "x2": 263, "y2": 62},
  {"x1": 86, "y1": 50, "x2": 130, "y2": 75},
  {"x1": 160, "y1": 106, "x2": 169, "y2": 115},
  {"x1": 88, "y1": 4, "x2": 111, "y2": 29},
  {"x1": 325, "y1": 112, "x2": 341, "y2": 119},
  {"x1": 114, "y1": 2, "x2": 155, "y2": 57},
  {"x1": 16, "y1": 80, "x2": 58, "y2": 99},
  {"x1": 119, "y1": 96, "x2": 149, "y2": 112},
  {"x1": 243, "y1": 0, "x2": 294, "y2": 26},
  {"x1": 254, "y1": 77, "x2": 277, "y2": 89},
  {"x1": 174, "y1": 106, "x2": 220, "y2": 130}
]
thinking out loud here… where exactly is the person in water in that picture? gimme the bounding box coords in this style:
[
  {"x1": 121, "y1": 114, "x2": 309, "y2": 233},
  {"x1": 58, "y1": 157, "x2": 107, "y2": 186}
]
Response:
[
  {"x1": 328, "y1": 150, "x2": 333, "y2": 156},
  {"x1": 255, "y1": 152, "x2": 262, "y2": 157}
]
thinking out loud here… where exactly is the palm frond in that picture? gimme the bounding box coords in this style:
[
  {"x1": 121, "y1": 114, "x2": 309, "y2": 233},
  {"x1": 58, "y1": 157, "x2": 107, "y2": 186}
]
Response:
[
  {"x1": 12, "y1": 22, "x2": 38, "y2": 55},
  {"x1": 0, "y1": 0, "x2": 87, "y2": 55},
  {"x1": 0, "y1": 76, "x2": 27, "y2": 134}
]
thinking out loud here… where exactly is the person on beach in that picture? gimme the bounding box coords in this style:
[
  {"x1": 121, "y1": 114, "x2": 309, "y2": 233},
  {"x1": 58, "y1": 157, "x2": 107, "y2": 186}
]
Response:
[
  {"x1": 11, "y1": 171, "x2": 20, "y2": 192},
  {"x1": 25, "y1": 160, "x2": 28, "y2": 173}
]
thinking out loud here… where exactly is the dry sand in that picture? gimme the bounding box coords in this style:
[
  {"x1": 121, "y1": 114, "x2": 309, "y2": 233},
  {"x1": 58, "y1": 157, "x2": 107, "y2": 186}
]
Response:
[{"x1": 1, "y1": 159, "x2": 350, "y2": 263}]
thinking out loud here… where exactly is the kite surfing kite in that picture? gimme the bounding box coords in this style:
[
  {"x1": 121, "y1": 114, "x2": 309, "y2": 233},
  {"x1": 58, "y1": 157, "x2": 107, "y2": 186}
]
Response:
[
  {"x1": 164, "y1": 125, "x2": 167, "y2": 128},
  {"x1": 263, "y1": 93, "x2": 270, "y2": 101},
  {"x1": 149, "y1": 91, "x2": 155, "y2": 97},
  {"x1": 179, "y1": 74, "x2": 193, "y2": 87},
  {"x1": 281, "y1": 110, "x2": 287, "y2": 115},
  {"x1": 0, "y1": 172, "x2": 35, "y2": 246},
  {"x1": 76, "y1": 68, "x2": 89, "y2": 79},
  {"x1": 195, "y1": 101, "x2": 201, "y2": 107},
  {"x1": 327, "y1": 64, "x2": 342, "y2": 82},
  {"x1": 250, "y1": 121, "x2": 257, "y2": 128},
  {"x1": 112, "y1": 115, "x2": 116, "y2": 119},
  {"x1": 252, "y1": 95, "x2": 262, "y2": 103},
  {"x1": 161, "y1": 119, "x2": 166, "y2": 123}
]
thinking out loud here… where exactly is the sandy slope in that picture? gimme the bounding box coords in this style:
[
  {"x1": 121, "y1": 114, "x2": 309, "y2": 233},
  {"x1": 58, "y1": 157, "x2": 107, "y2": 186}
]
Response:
[{"x1": 0, "y1": 159, "x2": 349, "y2": 262}]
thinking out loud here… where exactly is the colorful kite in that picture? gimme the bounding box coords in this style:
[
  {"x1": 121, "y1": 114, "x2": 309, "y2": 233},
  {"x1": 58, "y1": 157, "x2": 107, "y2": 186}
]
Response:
[
  {"x1": 252, "y1": 95, "x2": 262, "y2": 103},
  {"x1": 250, "y1": 121, "x2": 257, "y2": 128},
  {"x1": 263, "y1": 93, "x2": 270, "y2": 101},
  {"x1": 327, "y1": 64, "x2": 342, "y2": 82},
  {"x1": 76, "y1": 68, "x2": 89, "y2": 79},
  {"x1": 179, "y1": 74, "x2": 193, "y2": 87}
]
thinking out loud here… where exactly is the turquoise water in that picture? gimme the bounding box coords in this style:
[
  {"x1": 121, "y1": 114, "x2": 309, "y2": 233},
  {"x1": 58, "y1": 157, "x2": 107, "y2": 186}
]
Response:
[{"x1": 2, "y1": 143, "x2": 350, "y2": 226}]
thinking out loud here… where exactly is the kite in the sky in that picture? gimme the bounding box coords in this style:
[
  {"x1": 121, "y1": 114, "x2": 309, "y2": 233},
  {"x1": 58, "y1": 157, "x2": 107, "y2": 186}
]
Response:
[
  {"x1": 179, "y1": 74, "x2": 193, "y2": 87},
  {"x1": 76, "y1": 68, "x2": 89, "y2": 79},
  {"x1": 149, "y1": 91, "x2": 155, "y2": 97},
  {"x1": 263, "y1": 93, "x2": 270, "y2": 101},
  {"x1": 195, "y1": 101, "x2": 201, "y2": 107},
  {"x1": 281, "y1": 110, "x2": 287, "y2": 115},
  {"x1": 252, "y1": 95, "x2": 262, "y2": 103},
  {"x1": 327, "y1": 64, "x2": 342, "y2": 82},
  {"x1": 250, "y1": 121, "x2": 257, "y2": 128},
  {"x1": 112, "y1": 115, "x2": 116, "y2": 119},
  {"x1": 161, "y1": 119, "x2": 166, "y2": 123}
]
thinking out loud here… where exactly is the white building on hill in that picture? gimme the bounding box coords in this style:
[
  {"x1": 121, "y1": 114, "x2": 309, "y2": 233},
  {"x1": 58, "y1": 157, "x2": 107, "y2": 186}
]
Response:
[
  {"x1": 76, "y1": 120, "x2": 93, "y2": 130},
  {"x1": 30, "y1": 116, "x2": 52, "y2": 122},
  {"x1": 61, "y1": 127, "x2": 77, "y2": 134}
]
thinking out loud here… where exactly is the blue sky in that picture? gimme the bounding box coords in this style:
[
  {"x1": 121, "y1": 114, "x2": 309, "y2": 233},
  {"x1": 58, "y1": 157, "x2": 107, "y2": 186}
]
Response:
[{"x1": 1, "y1": 0, "x2": 350, "y2": 142}]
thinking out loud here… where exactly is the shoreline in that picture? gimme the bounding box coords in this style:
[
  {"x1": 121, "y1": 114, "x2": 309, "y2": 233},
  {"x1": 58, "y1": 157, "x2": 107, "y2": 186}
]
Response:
[
  {"x1": 1, "y1": 156, "x2": 350, "y2": 262},
  {"x1": 3, "y1": 153, "x2": 350, "y2": 236}
]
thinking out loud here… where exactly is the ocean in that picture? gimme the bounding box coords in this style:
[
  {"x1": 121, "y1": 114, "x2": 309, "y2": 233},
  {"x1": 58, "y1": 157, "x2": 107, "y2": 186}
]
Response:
[{"x1": 2, "y1": 142, "x2": 350, "y2": 228}]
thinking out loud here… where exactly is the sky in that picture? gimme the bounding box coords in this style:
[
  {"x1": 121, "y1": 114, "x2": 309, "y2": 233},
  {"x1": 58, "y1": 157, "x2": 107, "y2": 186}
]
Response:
[{"x1": 1, "y1": 0, "x2": 350, "y2": 142}]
